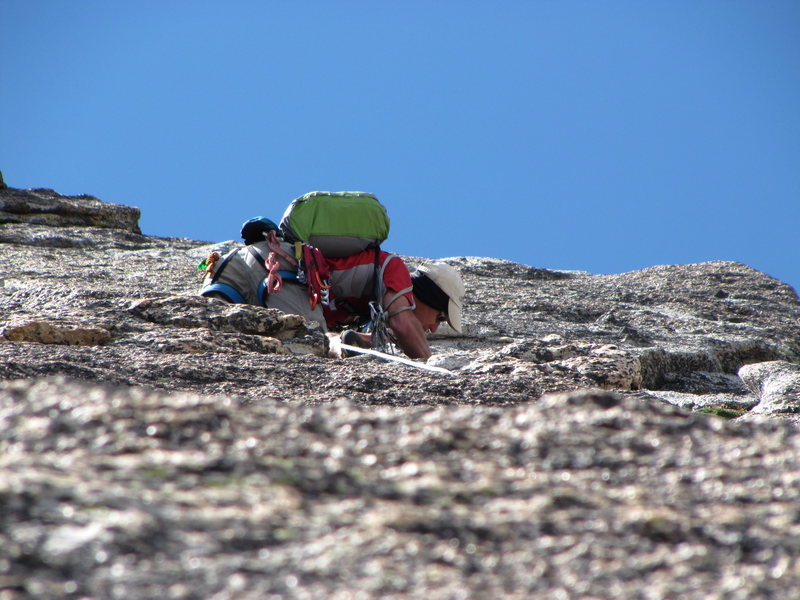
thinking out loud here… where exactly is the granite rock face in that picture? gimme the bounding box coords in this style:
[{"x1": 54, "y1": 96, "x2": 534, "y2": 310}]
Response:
[
  {"x1": 0, "y1": 318, "x2": 112, "y2": 346},
  {"x1": 2, "y1": 187, "x2": 800, "y2": 599},
  {"x1": 739, "y1": 361, "x2": 800, "y2": 416},
  {"x1": 0, "y1": 187, "x2": 141, "y2": 233}
]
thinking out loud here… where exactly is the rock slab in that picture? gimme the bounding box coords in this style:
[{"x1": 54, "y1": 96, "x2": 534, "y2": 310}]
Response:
[
  {"x1": 0, "y1": 187, "x2": 141, "y2": 233},
  {"x1": 739, "y1": 361, "x2": 800, "y2": 415},
  {"x1": 2, "y1": 187, "x2": 800, "y2": 599}
]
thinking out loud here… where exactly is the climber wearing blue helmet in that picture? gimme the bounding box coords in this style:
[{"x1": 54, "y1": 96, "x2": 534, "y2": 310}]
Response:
[{"x1": 198, "y1": 216, "x2": 326, "y2": 329}]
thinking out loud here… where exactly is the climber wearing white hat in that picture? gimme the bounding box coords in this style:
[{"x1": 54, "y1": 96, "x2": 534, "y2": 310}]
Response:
[
  {"x1": 325, "y1": 253, "x2": 465, "y2": 361},
  {"x1": 411, "y1": 262, "x2": 465, "y2": 335}
]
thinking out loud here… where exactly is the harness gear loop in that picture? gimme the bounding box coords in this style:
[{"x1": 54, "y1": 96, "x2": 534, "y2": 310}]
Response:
[
  {"x1": 310, "y1": 269, "x2": 332, "y2": 308},
  {"x1": 302, "y1": 244, "x2": 332, "y2": 309}
]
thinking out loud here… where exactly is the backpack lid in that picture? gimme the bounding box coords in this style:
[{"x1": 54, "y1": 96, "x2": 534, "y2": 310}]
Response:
[{"x1": 279, "y1": 192, "x2": 390, "y2": 256}]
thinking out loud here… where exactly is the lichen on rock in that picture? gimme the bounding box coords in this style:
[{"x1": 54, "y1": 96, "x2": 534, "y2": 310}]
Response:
[{"x1": 1, "y1": 318, "x2": 111, "y2": 346}]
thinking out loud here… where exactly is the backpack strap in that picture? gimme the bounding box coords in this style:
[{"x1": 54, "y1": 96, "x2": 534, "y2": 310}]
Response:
[
  {"x1": 200, "y1": 282, "x2": 247, "y2": 304},
  {"x1": 246, "y1": 245, "x2": 268, "y2": 271},
  {"x1": 371, "y1": 246, "x2": 381, "y2": 299},
  {"x1": 209, "y1": 249, "x2": 239, "y2": 284},
  {"x1": 386, "y1": 287, "x2": 415, "y2": 317},
  {"x1": 374, "y1": 252, "x2": 416, "y2": 315}
]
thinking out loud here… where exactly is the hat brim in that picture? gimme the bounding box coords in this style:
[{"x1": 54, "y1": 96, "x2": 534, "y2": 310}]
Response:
[{"x1": 446, "y1": 297, "x2": 462, "y2": 334}]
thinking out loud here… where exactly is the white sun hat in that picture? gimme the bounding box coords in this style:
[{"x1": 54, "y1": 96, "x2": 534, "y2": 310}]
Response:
[{"x1": 415, "y1": 262, "x2": 465, "y2": 333}]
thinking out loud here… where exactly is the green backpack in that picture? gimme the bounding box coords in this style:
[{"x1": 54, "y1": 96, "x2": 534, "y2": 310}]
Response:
[{"x1": 279, "y1": 191, "x2": 390, "y2": 258}]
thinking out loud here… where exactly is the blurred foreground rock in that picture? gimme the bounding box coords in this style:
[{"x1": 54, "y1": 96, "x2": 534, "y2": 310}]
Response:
[
  {"x1": 3, "y1": 380, "x2": 800, "y2": 599},
  {"x1": 1, "y1": 187, "x2": 800, "y2": 598}
]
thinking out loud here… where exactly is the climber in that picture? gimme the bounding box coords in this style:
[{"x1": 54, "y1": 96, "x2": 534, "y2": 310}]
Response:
[
  {"x1": 197, "y1": 217, "x2": 327, "y2": 329},
  {"x1": 197, "y1": 217, "x2": 465, "y2": 361},
  {"x1": 324, "y1": 254, "x2": 465, "y2": 361}
]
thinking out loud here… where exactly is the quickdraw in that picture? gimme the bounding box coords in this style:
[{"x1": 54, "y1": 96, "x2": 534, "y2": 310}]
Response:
[
  {"x1": 309, "y1": 268, "x2": 332, "y2": 309},
  {"x1": 266, "y1": 234, "x2": 297, "y2": 268},
  {"x1": 265, "y1": 252, "x2": 283, "y2": 294},
  {"x1": 368, "y1": 301, "x2": 394, "y2": 353}
]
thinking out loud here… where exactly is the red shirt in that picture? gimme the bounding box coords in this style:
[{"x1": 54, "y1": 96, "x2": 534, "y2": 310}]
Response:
[{"x1": 323, "y1": 250, "x2": 414, "y2": 329}]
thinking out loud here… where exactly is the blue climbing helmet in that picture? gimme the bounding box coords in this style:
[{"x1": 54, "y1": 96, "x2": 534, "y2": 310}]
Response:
[{"x1": 240, "y1": 216, "x2": 279, "y2": 245}]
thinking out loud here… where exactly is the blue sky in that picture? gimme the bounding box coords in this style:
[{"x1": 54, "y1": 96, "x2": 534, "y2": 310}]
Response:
[{"x1": 3, "y1": 1, "x2": 799, "y2": 293}]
